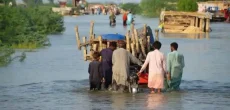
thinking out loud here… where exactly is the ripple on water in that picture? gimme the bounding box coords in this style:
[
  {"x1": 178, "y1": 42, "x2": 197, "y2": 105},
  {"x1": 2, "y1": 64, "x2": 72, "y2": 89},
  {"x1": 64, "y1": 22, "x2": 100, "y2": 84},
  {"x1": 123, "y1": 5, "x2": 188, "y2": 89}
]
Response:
[{"x1": 1, "y1": 79, "x2": 230, "y2": 110}]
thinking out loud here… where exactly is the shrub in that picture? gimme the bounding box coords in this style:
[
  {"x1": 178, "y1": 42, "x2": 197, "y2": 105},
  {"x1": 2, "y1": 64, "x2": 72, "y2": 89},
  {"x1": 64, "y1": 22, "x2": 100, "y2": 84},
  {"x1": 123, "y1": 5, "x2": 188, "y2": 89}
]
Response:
[
  {"x1": 0, "y1": 6, "x2": 64, "y2": 66},
  {"x1": 0, "y1": 6, "x2": 64, "y2": 48}
]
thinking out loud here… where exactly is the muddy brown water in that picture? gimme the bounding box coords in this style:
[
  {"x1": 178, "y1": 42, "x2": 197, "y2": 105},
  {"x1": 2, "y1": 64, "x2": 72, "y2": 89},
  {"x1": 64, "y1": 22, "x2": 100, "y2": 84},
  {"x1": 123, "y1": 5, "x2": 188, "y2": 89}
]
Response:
[{"x1": 0, "y1": 15, "x2": 230, "y2": 110}]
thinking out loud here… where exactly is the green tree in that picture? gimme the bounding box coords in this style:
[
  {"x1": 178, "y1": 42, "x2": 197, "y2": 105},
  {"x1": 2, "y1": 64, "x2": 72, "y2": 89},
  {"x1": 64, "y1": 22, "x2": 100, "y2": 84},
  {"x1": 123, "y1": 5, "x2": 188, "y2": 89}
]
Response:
[
  {"x1": 120, "y1": 3, "x2": 142, "y2": 14},
  {"x1": 140, "y1": 0, "x2": 167, "y2": 17},
  {"x1": 177, "y1": 0, "x2": 198, "y2": 12}
]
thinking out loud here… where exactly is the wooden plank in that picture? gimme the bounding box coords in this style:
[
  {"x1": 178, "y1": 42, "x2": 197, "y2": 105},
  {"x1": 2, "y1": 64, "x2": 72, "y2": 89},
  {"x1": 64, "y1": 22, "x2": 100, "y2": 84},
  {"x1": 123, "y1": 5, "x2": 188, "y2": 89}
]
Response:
[
  {"x1": 164, "y1": 29, "x2": 183, "y2": 33},
  {"x1": 164, "y1": 25, "x2": 186, "y2": 30},
  {"x1": 163, "y1": 11, "x2": 208, "y2": 18}
]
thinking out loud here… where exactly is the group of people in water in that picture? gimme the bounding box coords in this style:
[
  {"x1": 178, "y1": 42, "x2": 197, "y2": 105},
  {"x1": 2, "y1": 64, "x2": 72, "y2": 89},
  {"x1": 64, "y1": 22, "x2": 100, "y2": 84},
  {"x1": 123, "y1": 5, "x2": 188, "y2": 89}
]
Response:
[
  {"x1": 90, "y1": 5, "x2": 119, "y2": 16},
  {"x1": 109, "y1": 10, "x2": 134, "y2": 26},
  {"x1": 88, "y1": 40, "x2": 185, "y2": 93}
]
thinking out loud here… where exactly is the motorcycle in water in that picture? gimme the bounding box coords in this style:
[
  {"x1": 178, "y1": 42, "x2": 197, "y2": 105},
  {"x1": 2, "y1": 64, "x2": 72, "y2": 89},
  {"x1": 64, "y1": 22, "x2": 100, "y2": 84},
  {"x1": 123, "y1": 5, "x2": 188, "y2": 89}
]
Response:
[{"x1": 128, "y1": 65, "x2": 141, "y2": 93}]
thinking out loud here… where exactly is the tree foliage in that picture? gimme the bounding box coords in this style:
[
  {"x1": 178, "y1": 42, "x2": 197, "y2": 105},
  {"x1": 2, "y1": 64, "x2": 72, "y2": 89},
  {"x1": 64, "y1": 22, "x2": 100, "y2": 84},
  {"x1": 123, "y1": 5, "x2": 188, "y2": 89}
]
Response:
[
  {"x1": 140, "y1": 0, "x2": 167, "y2": 17},
  {"x1": 120, "y1": 3, "x2": 142, "y2": 14},
  {"x1": 177, "y1": 0, "x2": 198, "y2": 12},
  {"x1": 0, "y1": 6, "x2": 64, "y2": 66}
]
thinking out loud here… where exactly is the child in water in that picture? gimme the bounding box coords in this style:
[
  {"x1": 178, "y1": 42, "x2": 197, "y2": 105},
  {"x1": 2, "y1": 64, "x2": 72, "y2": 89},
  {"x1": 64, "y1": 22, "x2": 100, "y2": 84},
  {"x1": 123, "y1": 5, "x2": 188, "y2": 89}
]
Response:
[
  {"x1": 158, "y1": 21, "x2": 164, "y2": 33},
  {"x1": 88, "y1": 52, "x2": 103, "y2": 90}
]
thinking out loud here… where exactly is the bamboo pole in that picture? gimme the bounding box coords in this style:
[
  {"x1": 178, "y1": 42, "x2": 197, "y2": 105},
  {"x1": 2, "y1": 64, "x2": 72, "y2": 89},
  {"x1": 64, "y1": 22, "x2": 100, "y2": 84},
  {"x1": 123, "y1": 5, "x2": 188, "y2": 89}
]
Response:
[
  {"x1": 75, "y1": 26, "x2": 81, "y2": 50},
  {"x1": 89, "y1": 21, "x2": 94, "y2": 40},
  {"x1": 131, "y1": 23, "x2": 134, "y2": 33},
  {"x1": 147, "y1": 36, "x2": 150, "y2": 52},
  {"x1": 134, "y1": 29, "x2": 140, "y2": 53},
  {"x1": 131, "y1": 24, "x2": 135, "y2": 43},
  {"x1": 143, "y1": 24, "x2": 147, "y2": 36},
  {"x1": 98, "y1": 36, "x2": 103, "y2": 51},
  {"x1": 82, "y1": 36, "x2": 87, "y2": 61},
  {"x1": 139, "y1": 39, "x2": 146, "y2": 57},
  {"x1": 205, "y1": 19, "x2": 210, "y2": 32},
  {"x1": 155, "y1": 29, "x2": 159, "y2": 41},
  {"x1": 126, "y1": 33, "x2": 130, "y2": 52},
  {"x1": 131, "y1": 43, "x2": 136, "y2": 57}
]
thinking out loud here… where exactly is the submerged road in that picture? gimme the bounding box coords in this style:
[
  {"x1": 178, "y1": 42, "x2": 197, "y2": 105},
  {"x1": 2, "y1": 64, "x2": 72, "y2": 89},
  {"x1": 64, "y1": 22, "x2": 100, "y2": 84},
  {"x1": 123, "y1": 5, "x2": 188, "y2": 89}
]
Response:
[{"x1": 0, "y1": 15, "x2": 230, "y2": 110}]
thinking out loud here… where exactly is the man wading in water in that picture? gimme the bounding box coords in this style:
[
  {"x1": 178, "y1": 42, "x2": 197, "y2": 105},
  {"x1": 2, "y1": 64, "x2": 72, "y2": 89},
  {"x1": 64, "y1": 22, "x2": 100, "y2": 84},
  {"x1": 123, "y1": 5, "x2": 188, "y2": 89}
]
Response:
[
  {"x1": 100, "y1": 42, "x2": 117, "y2": 89},
  {"x1": 165, "y1": 42, "x2": 185, "y2": 91},
  {"x1": 112, "y1": 41, "x2": 142, "y2": 92}
]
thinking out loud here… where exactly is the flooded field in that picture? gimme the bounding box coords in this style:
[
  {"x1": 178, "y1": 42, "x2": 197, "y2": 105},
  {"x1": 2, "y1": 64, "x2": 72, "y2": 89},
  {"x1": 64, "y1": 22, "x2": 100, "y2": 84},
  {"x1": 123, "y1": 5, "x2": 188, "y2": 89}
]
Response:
[{"x1": 0, "y1": 15, "x2": 230, "y2": 110}]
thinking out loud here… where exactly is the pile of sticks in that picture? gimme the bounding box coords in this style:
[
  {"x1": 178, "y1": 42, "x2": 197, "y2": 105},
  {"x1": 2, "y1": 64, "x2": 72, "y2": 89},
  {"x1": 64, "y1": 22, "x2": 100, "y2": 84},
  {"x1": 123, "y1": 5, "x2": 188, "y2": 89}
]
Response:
[{"x1": 75, "y1": 21, "x2": 156, "y2": 61}]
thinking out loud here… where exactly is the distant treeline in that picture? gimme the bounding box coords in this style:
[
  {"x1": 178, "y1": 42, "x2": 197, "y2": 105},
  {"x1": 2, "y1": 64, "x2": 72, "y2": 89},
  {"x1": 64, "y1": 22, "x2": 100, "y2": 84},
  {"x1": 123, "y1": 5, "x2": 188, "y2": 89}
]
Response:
[
  {"x1": 120, "y1": 0, "x2": 203, "y2": 17},
  {"x1": 0, "y1": 5, "x2": 64, "y2": 66}
]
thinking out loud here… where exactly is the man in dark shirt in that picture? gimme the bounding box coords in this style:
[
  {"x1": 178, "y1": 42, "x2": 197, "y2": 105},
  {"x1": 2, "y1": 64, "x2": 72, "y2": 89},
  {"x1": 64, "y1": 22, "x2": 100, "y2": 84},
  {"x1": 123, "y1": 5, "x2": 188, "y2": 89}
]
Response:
[
  {"x1": 100, "y1": 42, "x2": 117, "y2": 89},
  {"x1": 88, "y1": 52, "x2": 102, "y2": 90}
]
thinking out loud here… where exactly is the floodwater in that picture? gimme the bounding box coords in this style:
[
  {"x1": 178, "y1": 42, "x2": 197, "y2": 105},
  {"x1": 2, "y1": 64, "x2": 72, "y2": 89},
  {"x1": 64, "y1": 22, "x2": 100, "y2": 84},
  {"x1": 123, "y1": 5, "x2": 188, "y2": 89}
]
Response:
[{"x1": 1, "y1": 15, "x2": 230, "y2": 110}]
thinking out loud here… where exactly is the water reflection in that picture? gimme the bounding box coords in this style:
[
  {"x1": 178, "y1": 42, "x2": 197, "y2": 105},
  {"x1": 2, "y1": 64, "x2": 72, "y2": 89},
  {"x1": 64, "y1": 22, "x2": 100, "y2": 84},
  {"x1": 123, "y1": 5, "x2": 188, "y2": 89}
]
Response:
[
  {"x1": 162, "y1": 33, "x2": 210, "y2": 39},
  {"x1": 146, "y1": 94, "x2": 165, "y2": 109},
  {"x1": 111, "y1": 94, "x2": 126, "y2": 110}
]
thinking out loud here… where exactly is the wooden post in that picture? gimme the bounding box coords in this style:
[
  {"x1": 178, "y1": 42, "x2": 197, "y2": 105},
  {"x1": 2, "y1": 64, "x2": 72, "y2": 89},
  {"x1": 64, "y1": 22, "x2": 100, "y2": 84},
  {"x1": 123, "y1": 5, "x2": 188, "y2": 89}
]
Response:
[
  {"x1": 75, "y1": 26, "x2": 81, "y2": 50},
  {"x1": 131, "y1": 24, "x2": 135, "y2": 43},
  {"x1": 155, "y1": 29, "x2": 159, "y2": 41},
  {"x1": 131, "y1": 43, "x2": 136, "y2": 57},
  {"x1": 195, "y1": 17, "x2": 199, "y2": 27},
  {"x1": 206, "y1": 19, "x2": 210, "y2": 32},
  {"x1": 98, "y1": 36, "x2": 103, "y2": 51},
  {"x1": 107, "y1": 41, "x2": 110, "y2": 48},
  {"x1": 190, "y1": 17, "x2": 195, "y2": 26},
  {"x1": 143, "y1": 24, "x2": 147, "y2": 36},
  {"x1": 134, "y1": 29, "x2": 140, "y2": 53},
  {"x1": 147, "y1": 36, "x2": 150, "y2": 52},
  {"x1": 139, "y1": 39, "x2": 146, "y2": 57},
  {"x1": 200, "y1": 18, "x2": 204, "y2": 32},
  {"x1": 92, "y1": 44, "x2": 98, "y2": 51},
  {"x1": 89, "y1": 21, "x2": 94, "y2": 40},
  {"x1": 126, "y1": 33, "x2": 130, "y2": 52},
  {"x1": 82, "y1": 36, "x2": 87, "y2": 61}
]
